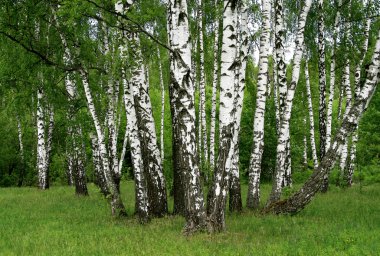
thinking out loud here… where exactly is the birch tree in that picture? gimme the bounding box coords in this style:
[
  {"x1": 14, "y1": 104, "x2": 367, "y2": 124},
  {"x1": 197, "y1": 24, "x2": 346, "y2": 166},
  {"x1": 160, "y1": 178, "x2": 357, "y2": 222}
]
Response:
[
  {"x1": 317, "y1": 0, "x2": 327, "y2": 159},
  {"x1": 347, "y1": 2, "x2": 371, "y2": 185},
  {"x1": 56, "y1": 14, "x2": 88, "y2": 195},
  {"x1": 207, "y1": 0, "x2": 238, "y2": 232},
  {"x1": 246, "y1": 0, "x2": 271, "y2": 210},
  {"x1": 229, "y1": 2, "x2": 249, "y2": 212},
  {"x1": 267, "y1": 0, "x2": 312, "y2": 205},
  {"x1": 16, "y1": 115, "x2": 25, "y2": 186},
  {"x1": 272, "y1": 0, "x2": 292, "y2": 187},
  {"x1": 121, "y1": 63, "x2": 150, "y2": 223},
  {"x1": 305, "y1": 63, "x2": 318, "y2": 168},
  {"x1": 264, "y1": 31, "x2": 380, "y2": 213},
  {"x1": 339, "y1": 62, "x2": 352, "y2": 179},
  {"x1": 321, "y1": 0, "x2": 342, "y2": 192},
  {"x1": 79, "y1": 69, "x2": 127, "y2": 217},
  {"x1": 128, "y1": 33, "x2": 168, "y2": 217},
  {"x1": 100, "y1": 22, "x2": 122, "y2": 191},
  {"x1": 36, "y1": 87, "x2": 54, "y2": 190},
  {"x1": 197, "y1": 0, "x2": 208, "y2": 166},
  {"x1": 167, "y1": 0, "x2": 206, "y2": 233},
  {"x1": 158, "y1": 46, "x2": 165, "y2": 164},
  {"x1": 209, "y1": 0, "x2": 221, "y2": 170}
]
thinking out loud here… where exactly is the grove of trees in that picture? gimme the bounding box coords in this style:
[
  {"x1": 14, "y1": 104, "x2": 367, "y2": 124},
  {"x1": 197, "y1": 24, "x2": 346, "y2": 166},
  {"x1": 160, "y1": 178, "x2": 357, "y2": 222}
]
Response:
[{"x1": 0, "y1": 0, "x2": 379, "y2": 234}]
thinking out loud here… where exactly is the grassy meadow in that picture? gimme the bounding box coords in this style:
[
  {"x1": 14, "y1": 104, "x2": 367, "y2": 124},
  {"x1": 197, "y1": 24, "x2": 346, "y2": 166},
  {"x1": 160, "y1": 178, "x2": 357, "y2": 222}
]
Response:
[{"x1": 1, "y1": 182, "x2": 380, "y2": 255}]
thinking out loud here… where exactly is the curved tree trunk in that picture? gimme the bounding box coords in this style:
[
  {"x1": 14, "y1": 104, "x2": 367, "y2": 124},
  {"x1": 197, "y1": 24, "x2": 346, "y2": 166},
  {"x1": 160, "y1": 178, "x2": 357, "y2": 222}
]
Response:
[
  {"x1": 79, "y1": 69, "x2": 127, "y2": 217},
  {"x1": 263, "y1": 32, "x2": 380, "y2": 214}
]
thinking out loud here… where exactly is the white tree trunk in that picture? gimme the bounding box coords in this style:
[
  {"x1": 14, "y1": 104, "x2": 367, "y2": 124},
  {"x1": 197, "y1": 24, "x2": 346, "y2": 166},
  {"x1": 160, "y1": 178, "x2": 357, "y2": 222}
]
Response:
[
  {"x1": 121, "y1": 64, "x2": 149, "y2": 223},
  {"x1": 305, "y1": 63, "x2": 319, "y2": 168},
  {"x1": 101, "y1": 22, "x2": 121, "y2": 190},
  {"x1": 45, "y1": 105, "x2": 54, "y2": 171},
  {"x1": 17, "y1": 115, "x2": 25, "y2": 186},
  {"x1": 167, "y1": 0, "x2": 206, "y2": 233},
  {"x1": 325, "y1": 0, "x2": 342, "y2": 152},
  {"x1": 246, "y1": 0, "x2": 271, "y2": 210},
  {"x1": 347, "y1": 9, "x2": 371, "y2": 185},
  {"x1": 265, "y1": 30, "x2": 380, "y2": 213},
  {"x1": 273, "y1": 0, "x2": 291, "y2": 187},
  {"x1": 118, "y1": 125, "x2": 129, "y2": 174},
  {"x1": 303, "y1": 128, "x2": 308, "y2": 167},
  {"x1": 36, "y1": 87, "x2": 48, "y2": 190},
  {"x1": 267, "y1": 0, "x2": 312, "y2": 205},
  {"x1": 57, "y1": 16, "x2": 88, "y2": 194},
  {"x1": 317, "y1": 0, "x2": 327, "y2": 159},
  {"x1": 90, "y1": 134, "x2": 107, "y2": 195},
  {"x1": 321, "y1": 0, "x2": 342, "y2": 192},
  {"x1": 274, "y1": 0, "x2": 287, "y2": 123},
  {"x1": 158, "y1": 46, "x2": 165, "y2": 165},
  {"x1": 209, "y1": 0, "x2": 221, "y2": 171},
  {"x1": 229, "y1": 3, "x2": 249, "y2": 212},
  {"x1": 339, "y1": 62, "x2": 352, "y2": 177},
  {"x1": 79, "y1": 69, "x2": 126, "y2": 217},
  {"x1": 197, "y1": 0, "x2": 209, "y2": 165},
  {"x1": 207, "y1": 0, "x2": 238, "y2": 232},
  {"x1": 128, "y1": 33, "x2": 167, "y2": 216}
]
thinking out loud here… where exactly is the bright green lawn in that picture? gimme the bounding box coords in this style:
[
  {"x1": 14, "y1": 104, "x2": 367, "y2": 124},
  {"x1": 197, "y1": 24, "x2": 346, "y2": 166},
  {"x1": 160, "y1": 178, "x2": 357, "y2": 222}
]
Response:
[{"x1": 1, "y1": 182, "x2": 379, "y2": 255}]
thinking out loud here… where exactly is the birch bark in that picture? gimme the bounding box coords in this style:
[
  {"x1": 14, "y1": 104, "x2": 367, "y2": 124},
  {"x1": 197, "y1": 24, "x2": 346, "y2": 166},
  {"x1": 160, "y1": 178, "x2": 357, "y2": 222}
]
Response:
[
  {"x1": 229, "y1": 3, "x2": 249, "y2": 212},
  {"x1": 347, "y1": 5, "x2": 371, "y2": 185},
  {"x1": 305, "y1": 63, "x2": 319, "y2": 168},
  {"x1": 167, "y1": 0, "x2": 206, "y2": 233},
  {"x1": 197, "y1": 0, "x2": 209, "y2": 166},
  {"x1": 79, "y1": 69, "x2": 127, "y2": 217},
  {"x1": 36, "y1": 87, "x2": 48, "y2": 190},
  {"x1": 90, "y1": 134, "x2": 106, "y2": 193},
  {"x1": 321, "y1": 0, "x2": 342, "y2": 192},
  {"x1": 17, "y1": 115, "x2": 25, "y2": 186},
  {"x1": 339, "y1": 62, "x2": 352, "y2": 180},
  {"x1": 246, "y1": 0, "x2": 271, "y2": 210},
  {"x1": 317, "y1": 0, "x2": 327, "y2": 159},
  {"x1": 100, "y1": 23, "x2": 121, "y2": 191},
  {"x1": 207, "y1": 0, "x2": 238, "y2": 232},
  {"x1": 121, "y1": 65, "x2": 150, "y2": 223},
  {"x1": 128, "y1": 33, "x2": 168, "y2": 216},
  {"x1": 158, "y1": 46, "x2": 165, "y2": 165},
  {"x1": 57, "y1": 21, "x2": 88, "y2": 195},
  {"x1": 264, "y1": 31, "x2": 380, "y2": 214},
  {"x1": 267, "y1": 0, "x2": 312, "y2": 205},
  {"x1": 209, "y1": 0, "x2": 221, "y2": 171}
]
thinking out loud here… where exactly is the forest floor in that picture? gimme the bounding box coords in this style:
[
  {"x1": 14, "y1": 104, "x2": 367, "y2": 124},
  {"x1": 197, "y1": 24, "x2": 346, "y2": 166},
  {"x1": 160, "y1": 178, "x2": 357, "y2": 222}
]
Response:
[{"x1": 0, "y1": 181, "x2": 379, "y2": 255}]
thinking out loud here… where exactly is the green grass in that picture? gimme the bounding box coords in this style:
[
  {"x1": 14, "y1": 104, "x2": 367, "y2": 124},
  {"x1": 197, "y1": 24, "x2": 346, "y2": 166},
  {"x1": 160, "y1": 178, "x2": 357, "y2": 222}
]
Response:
[{"x1": 1, "y1": 182, "x2": 380, "y2": 255}]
